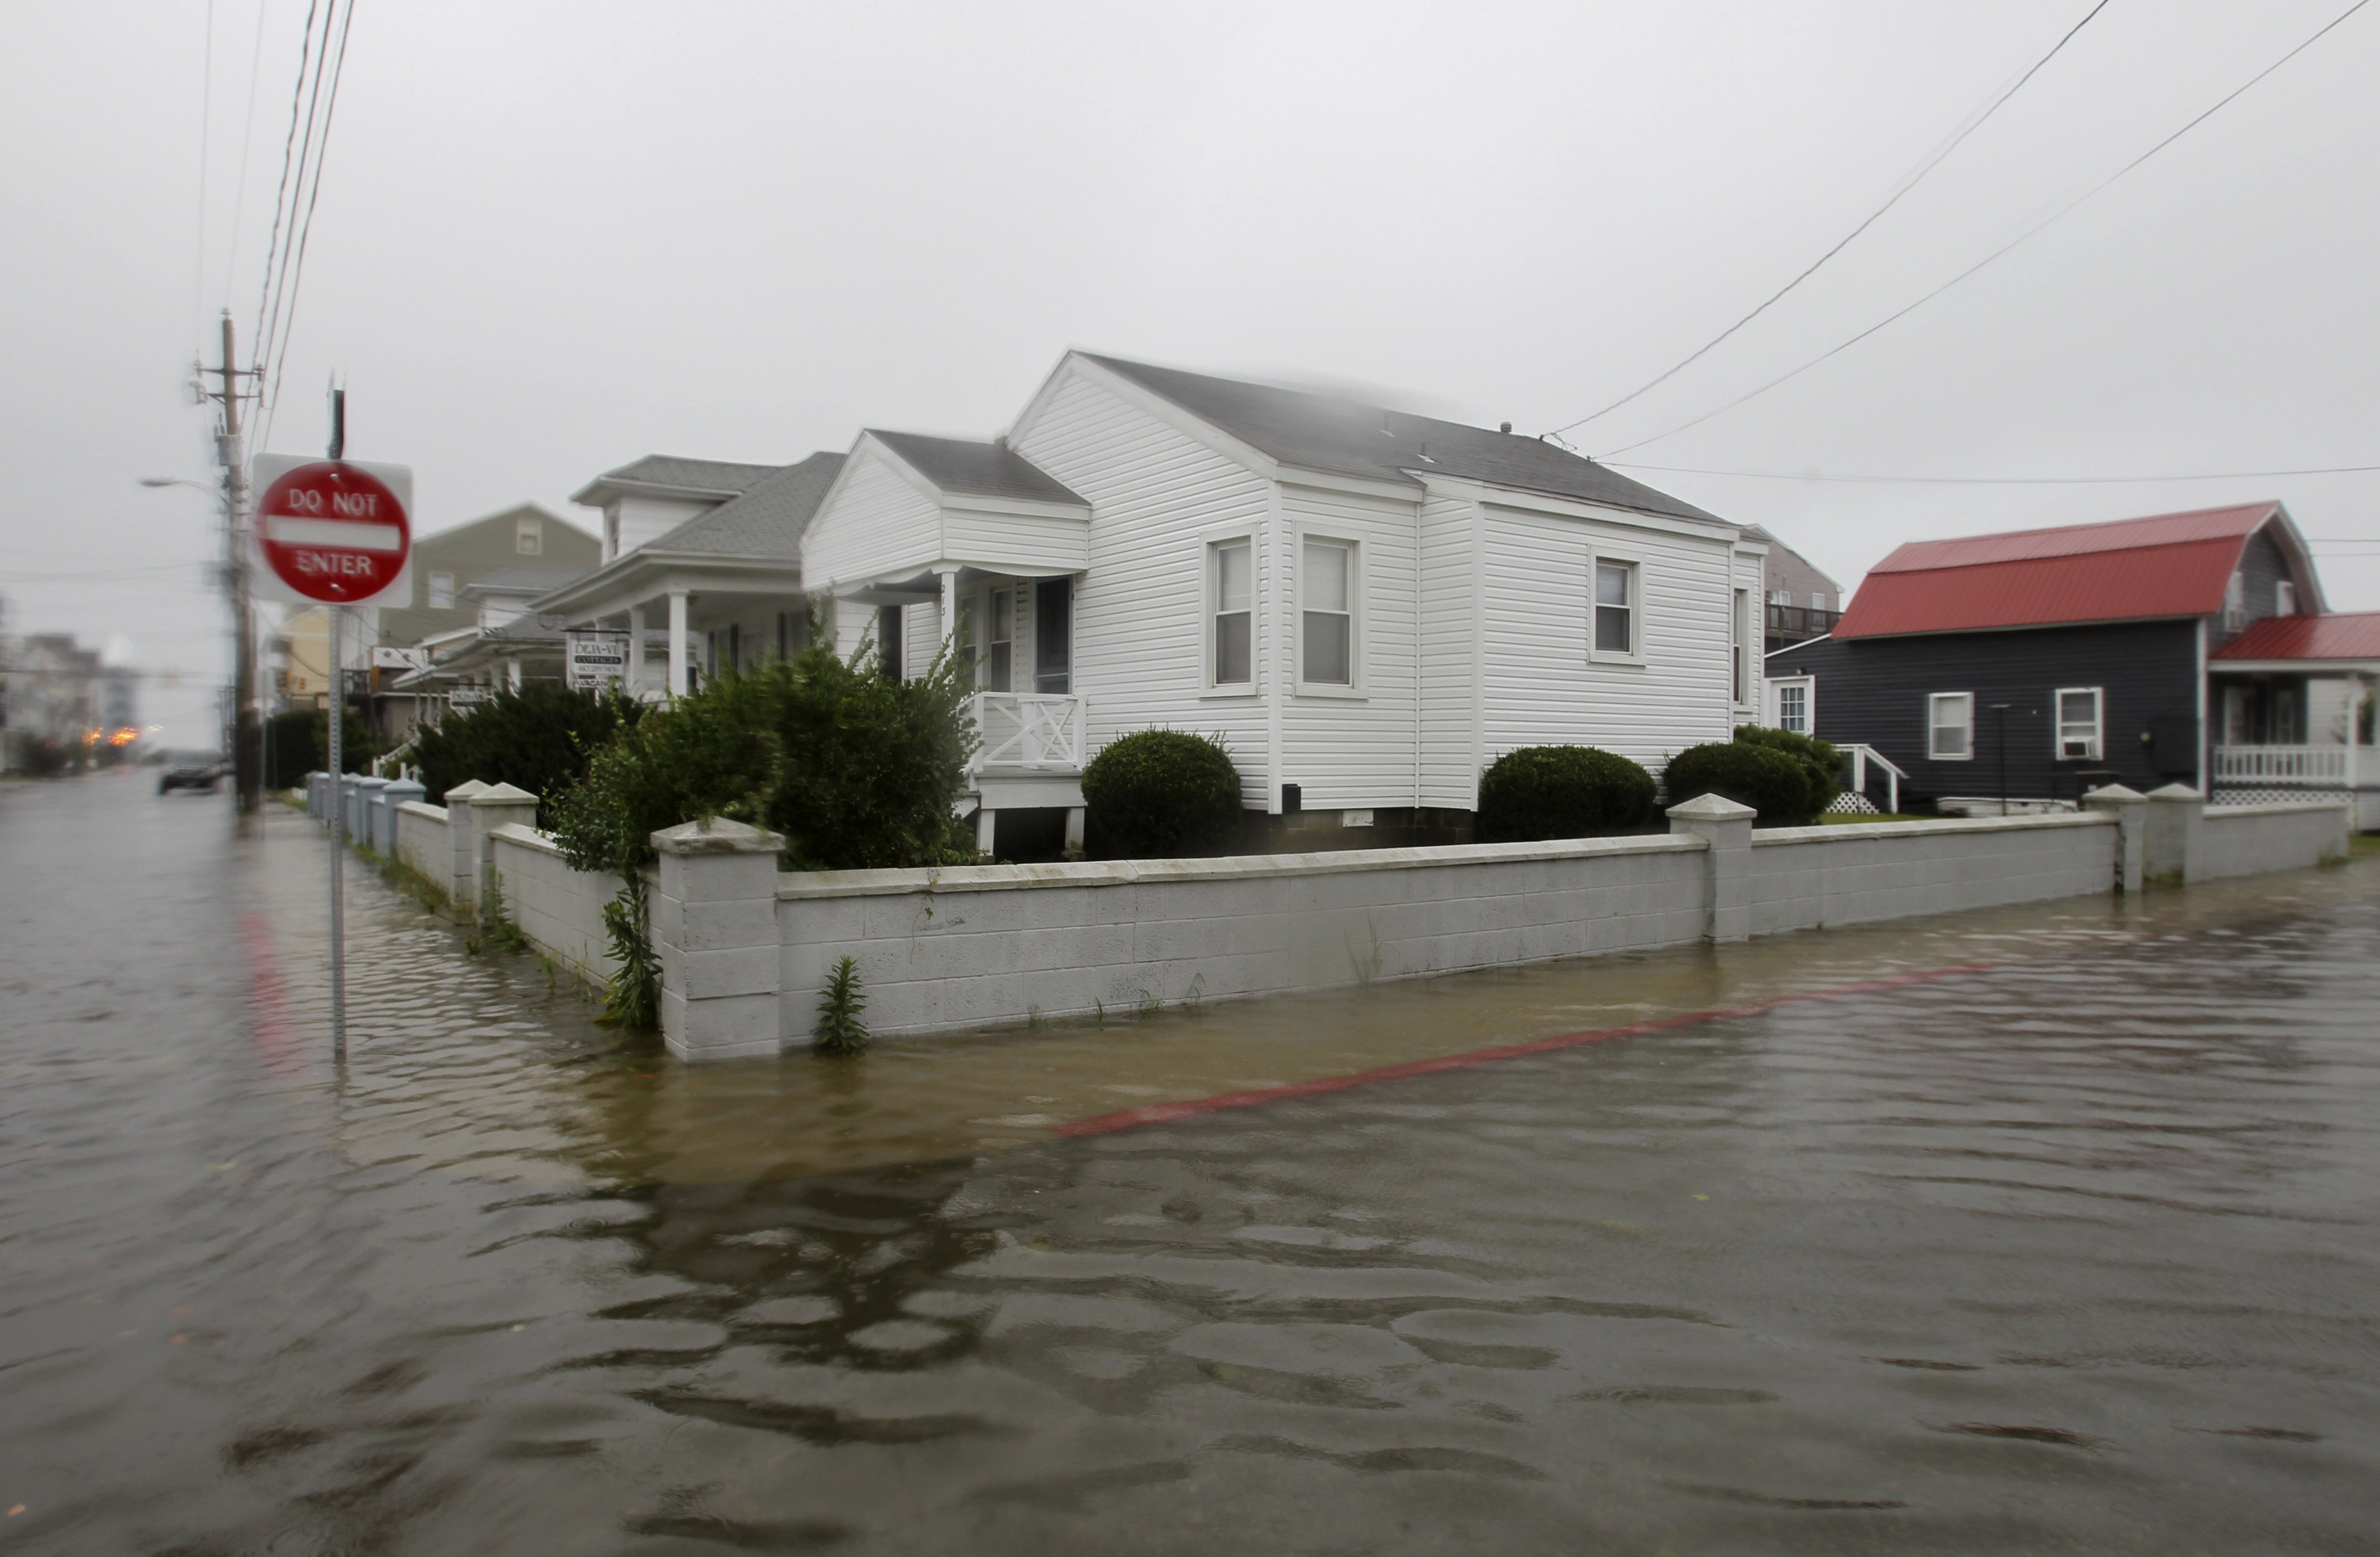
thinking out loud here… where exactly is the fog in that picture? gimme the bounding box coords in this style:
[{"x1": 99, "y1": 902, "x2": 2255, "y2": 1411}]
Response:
[{"x1": 4, "y1": 1, "x2": 2374, "y2": 746}]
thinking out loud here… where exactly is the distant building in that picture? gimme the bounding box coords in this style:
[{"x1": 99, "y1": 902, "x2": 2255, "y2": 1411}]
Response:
[
  {"x1": 1, "y1": 629, "x2": 134, "y2": 772},
  {"x1": 1740, "y1": 523, "x2": 1843, "y2": 652}
]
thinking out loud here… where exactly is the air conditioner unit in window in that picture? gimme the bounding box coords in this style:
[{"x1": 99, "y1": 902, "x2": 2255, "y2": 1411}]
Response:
[{"x1": 2061, "y1": 738, "x2": 2094, "y2": 758}]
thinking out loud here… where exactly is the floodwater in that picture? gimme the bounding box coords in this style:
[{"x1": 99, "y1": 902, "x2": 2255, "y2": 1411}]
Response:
[{"x1": 3, "y1": 775, "x2": 2377, "y2": 1554}]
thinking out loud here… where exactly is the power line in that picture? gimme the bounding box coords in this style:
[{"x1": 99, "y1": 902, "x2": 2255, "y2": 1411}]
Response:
[
  {"x1": 256, "y1": 0, "x2": 338, "y2": 429},
  {"x1": 1603, "y1": 459, "x2": 2380, "y2": 486},
  {"x1": 261, "y1": 0, "x2": 358, "y2": 450},
  {"x1": 221, "y1": 0, "x2": 271, "y2": 309},
  {"x1": 193, "y1": 0, "x2": 216, "y2": 336},
  {"x1": 1595, "y1": 0, "x2": 2376, "y2": 458},
  {"x1": 250, "y1": 0, "x2": 324, "y2": 418},
  {"x1": 1546, "y1": 0, "x2": 2111, "y2": 442}
]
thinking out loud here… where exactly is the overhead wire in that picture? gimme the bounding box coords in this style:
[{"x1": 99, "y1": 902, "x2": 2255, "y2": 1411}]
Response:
[
  {"x1": 1593, "y1": 0, "x2": 2376, "y2": 459},
  {"x1": 1544, "y1": 0, "x2": 2112, "y2": 443},
  {"x1": 193, "y1": 0, "x2": 216, "y2": 337},
  {"x1": 260, "y1": 0, "x2": 358, "y2": 452},
  {"x1": 221, "y1": 0, "x2": 271, "y2": 311},
  {"x1": 249, "y1": 0, "x2": 324, "y2": 421},
  {"x1": 1601, "y1": 459, "x2": 2380, "y2": 485}
]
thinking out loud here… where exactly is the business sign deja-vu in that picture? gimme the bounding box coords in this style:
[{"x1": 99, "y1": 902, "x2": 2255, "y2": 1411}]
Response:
[{"x1": 251, "y1": 455, "x2": 414, "y2": 607}]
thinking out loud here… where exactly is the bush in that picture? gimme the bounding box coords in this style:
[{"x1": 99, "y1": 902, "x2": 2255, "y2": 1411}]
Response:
[
  {"x1": 1733, "y1": 724, "x2": 1842, "y2": 816},
  {"x1": 412, "y1": 682, "x2": 641, "y2": 814},
  {"x1": 1081, "y1": 730, "x2": 1243, "y2": 859},
  {"x1": 1662, "y1": 741, "x2": 1818, "y2": 825},
  {"x1": 1476, "y1": 745, "x2": 1656, "y2": 842},
  {"x1": 265, "y1": 707, "x2": 375, "y2": 788},
  {"x1": 764, "y1": 645, "x2": 979, "y2": 871}
]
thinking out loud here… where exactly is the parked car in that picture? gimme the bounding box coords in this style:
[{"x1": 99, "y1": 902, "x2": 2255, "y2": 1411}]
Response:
[{"x1": 158, "y1": 752, "x2": 225, "y2": 794}]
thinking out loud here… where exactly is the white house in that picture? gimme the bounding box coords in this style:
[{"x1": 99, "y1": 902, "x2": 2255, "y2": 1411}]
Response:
[{"x1": 793, "y1": 352, "x2": 1767, "y2": 850}]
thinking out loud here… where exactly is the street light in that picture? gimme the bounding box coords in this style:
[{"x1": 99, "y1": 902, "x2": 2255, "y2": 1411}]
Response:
[{"x1": 138, "y1": 473, "x2": 259, "y2": 807}]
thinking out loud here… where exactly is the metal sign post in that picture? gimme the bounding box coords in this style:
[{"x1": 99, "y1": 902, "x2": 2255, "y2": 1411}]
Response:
[{"x1": 251, "y1": 404, "x2": 413, "y2": 1063}]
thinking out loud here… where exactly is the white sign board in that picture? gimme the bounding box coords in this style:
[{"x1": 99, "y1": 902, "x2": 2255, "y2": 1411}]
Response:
[
  {"x1": 371, "y1": 646, "x2": 430, "y2": 673},
  {"x1": 566, "y1": 629, "x2": 630, "y2": 692},
  {"x1": 449, "y1": 686, "x2": 493, "y2": 709}
]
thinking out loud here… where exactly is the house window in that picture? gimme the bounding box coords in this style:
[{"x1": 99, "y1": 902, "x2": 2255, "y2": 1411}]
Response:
[
  {"x1": 1810, "y1": 591, "x2": 1826, "y2": 611},
  {"x1": 516, "y1": 518, "x2": 543, "y2": 556},
  {"x1": 2055, "y1": 686, "x2": 2103, "y2": 759},
  {"x1": 878, "y1": 605, "x2": 904, "y2": 680},
  {"x1": 1732, "y1": 588, "x2": 1750, "y2": 703},
  {"x1": 1772, "y1": 677, "x2": 1812, "y2": 735},
  {"x1": 428, "y1": 572, "x2": 454, "y2": 609},
  {"x1": 2224, "y1": 571, "x2": 2245, "y2": 630},
  {"x1": 1929, "y1": 692, "x2": 1973, "y2": 760},
  {"x1": 1211, "y1": 541, "x2": 1253, "y2": 686},
  {"x1": 1035, "y1": 576, "x2": 1072, "y2": 694},
  {"x1": 985, "y1": 588, "x2": 1014, "y2": 692},
  {"x1": 1300, "y1": 539, "x2": 1353, "y2": 686},
  {"x1": 2277, "y1": 580, "x2": 2296, "y2": 616},
  {"x1": 1593, "y1": 559, "x2": 1637, "y2": 656}
]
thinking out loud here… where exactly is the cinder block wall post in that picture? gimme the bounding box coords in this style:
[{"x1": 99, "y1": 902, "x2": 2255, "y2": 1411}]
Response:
[
  {"x1": 466, "y1": 783, "x2": 540, "y2": 922},
  {"x1": 442, "y1": 780, "x2": 490, "y2": 910},
  {"x1": 2081, "y1": 783, "x2": 2148, "y2": 894},
  {"x1": 2144, "y1": 784, "x2": 2205, "y2": 886},
  {"x1": 1666, "y1": 792, "x2": 1756, "y2": 943},
  {"x1": 379, "y1": 779, "x2": 426, "y2": 868},
  {"x1": 350, "y1": 776, "x2": 390, "y2": 850},
  {"x1": 651, "y1": 818, "x2": 785, "y2": 1062}
]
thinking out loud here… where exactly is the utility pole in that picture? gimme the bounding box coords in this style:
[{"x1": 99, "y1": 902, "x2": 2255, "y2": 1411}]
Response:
[{"x1": 211, "y1": 311, "x2": 262, "y2": 813}]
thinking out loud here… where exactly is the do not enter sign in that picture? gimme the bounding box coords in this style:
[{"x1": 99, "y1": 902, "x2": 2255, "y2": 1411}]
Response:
[{"x1": 250, "y1": 455, "x2": 414, "y2": 606}]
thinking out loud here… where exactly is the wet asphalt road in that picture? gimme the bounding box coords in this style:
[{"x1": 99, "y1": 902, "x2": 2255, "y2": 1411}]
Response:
[{"x1": 2, "y1": 773, "x2": 2377, "y2": 1555}]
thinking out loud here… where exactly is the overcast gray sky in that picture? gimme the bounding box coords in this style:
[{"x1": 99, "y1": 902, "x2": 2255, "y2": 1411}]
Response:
[{"x1": 6, "y1": 1, "x2": 2376, "y2": 745}]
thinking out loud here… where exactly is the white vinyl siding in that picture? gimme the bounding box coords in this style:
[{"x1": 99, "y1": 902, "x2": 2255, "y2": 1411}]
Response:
[
  {"x1": 1479, "y1": 502, "x2": 1735, "y2": 779},
  {"x1": 1010, "y1": 366, "x2": 1272, "y2": 805},
  {"x1": 1278, "y1": 486, "x2": 1419, "y2": 808},
  {"x1": 1929, "y1": 692, "x2": 1974, "y2": 760},
  {"x1": 1417, "y1": 496, "x2": 1479, "y2": 809},
  {"x1": 2055, "y1": 686, "x2": 2103, "y2": 760},
  {"x1": 609, "y1": 494, "x2": 713, "y2": 560},
  {"x1": 800, "y1": 446, "x2": 945, "y2": 590}
]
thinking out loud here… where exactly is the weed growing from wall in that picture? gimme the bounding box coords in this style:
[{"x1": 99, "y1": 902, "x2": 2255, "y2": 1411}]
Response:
[{"x1": 814, "y1": 956, "x2": 869, "y2": 1056}]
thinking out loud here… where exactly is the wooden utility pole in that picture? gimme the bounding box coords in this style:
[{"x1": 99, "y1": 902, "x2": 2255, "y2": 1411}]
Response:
[{"x1": 213, "y1": 311, "x2": 262, "y2": 813}]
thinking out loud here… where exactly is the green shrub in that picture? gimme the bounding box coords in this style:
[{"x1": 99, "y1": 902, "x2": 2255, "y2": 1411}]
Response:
[
  {"x1": 412, "y1": 682, "x2": 641, "y2": 816},
  {"x1": 1732, "y1": 724, "x2": 1842, "y2": 816},
  {"x1": 1081, "y1": 730, "x2": 1244, "y2": 859},
  {"x1": 265, "y1": 707, "x2": 375, "y2": 787},
  {"x1": 1476, "y1": 746, "x2": 1656, "y2": 841},
  {"x1": 1663, "y1": 741, "x2": 1816, "y2": 825},
  {"x1": 764, "y1": 644, "x2": 979, "y2": 871}
]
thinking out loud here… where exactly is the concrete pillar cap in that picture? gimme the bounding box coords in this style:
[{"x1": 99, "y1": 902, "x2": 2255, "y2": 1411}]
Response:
[
  {"x1": 2145, "y1": 783, "x2": 2204, "y2": 801},
  {"x1": 1665, "y1": 792, "x2": 1758, "y2": 822},
  {"x1": 469, "y1": 782, "x2": 539, "y2": 805},
  {"x1": 443, "y1": 779, "x2": 490, "y2": 804},
  {"x1": 2081, "y1": 783, "x2": 2148, "y2": 803},
  {"x1": 652, "y1": 816, "x2": 786, "y2": 855}
]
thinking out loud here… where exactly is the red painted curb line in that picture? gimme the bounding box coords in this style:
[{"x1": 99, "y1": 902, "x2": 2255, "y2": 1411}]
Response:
[{"x1": 1053, "y1": 960, "x2": 2001, "y2": 1139}]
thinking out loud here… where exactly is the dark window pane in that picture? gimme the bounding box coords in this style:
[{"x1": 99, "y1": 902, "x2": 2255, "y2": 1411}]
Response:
[
  {"x1": 1595, "y1": 604, "x2": 1631, "y2": 654},
  {"x1": 1215, "y1": 612, "x2": 1251, "y2": 684},
  {"x1": 1304, "y1": 611, "x2": 1350, "y2": 684}
]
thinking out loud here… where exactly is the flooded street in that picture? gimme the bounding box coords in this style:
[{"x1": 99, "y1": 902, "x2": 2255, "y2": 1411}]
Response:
[{"x1": 4, "y1": 773, "x2": 2378, "y2": 1554}]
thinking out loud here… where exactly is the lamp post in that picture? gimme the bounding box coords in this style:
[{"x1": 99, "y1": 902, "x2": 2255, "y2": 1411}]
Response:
[{"x1": 139, "y1": 474, "x2": 258, "y2": 807}]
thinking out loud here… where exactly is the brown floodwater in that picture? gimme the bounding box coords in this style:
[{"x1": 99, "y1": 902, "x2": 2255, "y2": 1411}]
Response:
[{"x1": 3, "y1": 773, "x2": 2376, "y2": 1554}]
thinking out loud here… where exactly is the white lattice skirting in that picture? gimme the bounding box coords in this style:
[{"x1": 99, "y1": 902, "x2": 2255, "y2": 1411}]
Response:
[{"x1": 1824, "y1": 792, "x2": 1880, "y2": 814}]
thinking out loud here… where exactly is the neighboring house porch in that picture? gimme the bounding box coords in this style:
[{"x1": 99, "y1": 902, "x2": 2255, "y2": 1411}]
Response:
[{"x1": 2209, "y1": 611, "x2": 2380, "y2": 828}]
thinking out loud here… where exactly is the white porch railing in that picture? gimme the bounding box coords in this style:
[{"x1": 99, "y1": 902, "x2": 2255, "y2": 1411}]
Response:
[
  {"x1": 2213, "y1": 743, "x2": 2360, "y2": 784},
  {"x1": 1839, "y1": 742, "x2": 1905, "y2": 814},
  {"x1": 970, "y1": 692, "x2": 1086, "y2": 773}
]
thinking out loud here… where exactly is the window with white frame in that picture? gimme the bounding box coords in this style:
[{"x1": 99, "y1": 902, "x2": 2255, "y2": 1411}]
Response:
[
  {"x1": 2224, "y1": 571, "x2": 2245, "y2": 630},
  {"x1": 1210, "y1": 540, "x2": 1253, "y2": 686},
  {"x1": 1300, "y1": 539, "x2": 1354, "y2": 686},
  {"x1": 2055, "y1": 686, "x2": 2102, "y2": 759},
  {"x1": 1732, "y1": 588, "x2": 1750, "y2": 703},
  {"x1": 2277, "y1": 580, "x2": 2296, "y2": 616},
  {"x1": 1593, "y1": 558, "x2": 1637, "y2": 657},
  {"x1": 1772, "y1": 676, "x2": 1812, "y2": 735},
  {"x1": 428, "y1": 572, "x2": 454, "y2": 609},
  {"x1": 984, "y1": 587, "x2": 1014, "y2": 692},
  {"x1": 1929, "y1": 692, "x2": 1973, "y2": 760},
  {"x1": 516, "y1": 517, "x2": 542, "y2": 556}
]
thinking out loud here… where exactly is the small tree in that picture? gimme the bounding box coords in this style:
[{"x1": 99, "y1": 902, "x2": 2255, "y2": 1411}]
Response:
[
  {"x1": 1081, "y1": 730, "x2": 1244, "y2": 859},
  {"x1": 765, "y1": 641, "x2": 979, "y2": 870}
]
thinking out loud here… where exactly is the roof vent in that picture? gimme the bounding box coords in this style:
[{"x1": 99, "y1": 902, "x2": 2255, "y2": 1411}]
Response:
[{"x1": 1499, "y1": 422, "x2": 1512, "y2": 434}]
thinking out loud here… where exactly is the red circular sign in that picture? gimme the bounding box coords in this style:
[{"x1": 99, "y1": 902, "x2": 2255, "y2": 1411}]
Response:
[{"x1": 257, "y1": 461, "x2": 411, "y2": 603}]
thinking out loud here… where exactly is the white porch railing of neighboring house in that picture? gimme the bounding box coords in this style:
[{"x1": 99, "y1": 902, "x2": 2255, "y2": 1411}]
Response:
[
  {"x1": 2213, "y1": 743, "x2": 2361, "y2": 786},
  {"x1": 970, "y1": 692, "x2": 1087, "y2": 773},
  {"x1": 1837, "y1": 742, "x2": 1905, "y2": 814}
]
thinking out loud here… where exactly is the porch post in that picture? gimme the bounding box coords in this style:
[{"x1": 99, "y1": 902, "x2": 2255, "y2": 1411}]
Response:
[
  {"x1": 938, "y1": 567, "x2": 959, "y2": 652},
  {"x1": 628, "y1": 605, "x2": 646, "y2": 693},
  {"x1": 667, "y1": 590, "x2": 690, "y2": 699}
]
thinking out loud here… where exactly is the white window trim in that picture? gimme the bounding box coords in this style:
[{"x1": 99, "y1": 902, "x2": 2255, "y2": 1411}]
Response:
[
  {"x1": 2054, "y1": 685, "x2": 2104, "y2": 760},
  {"x1": 1929, "y1": 691, "x2": 1975, "y2": 761},
  {"x1": 2277, "y1": 580, "x2": 2296, "y2": 616},
  {"x1": 1732, "y1": 586, "x2": 1756, "y2": 709},
  {"x1": 1769, "y1": 675, "x2": 1814, "y2": 735},
  {"x1": 1294, "y1": 531, "x2": 1365, "y2": 698},
  {"x1": 1588, "y1": 550, "x2": 1645, "y2": 666},
  {"x1": 1202, "y1": 533, "x2": 1259, "y2": 697}
]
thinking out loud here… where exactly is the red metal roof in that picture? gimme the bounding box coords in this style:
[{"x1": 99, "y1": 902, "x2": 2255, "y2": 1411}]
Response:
[
  {"x1": 2213, "y1": 610, "x2": 2380, "y2": 662},
  {"x1": 1833, "y1": 502, "x2": 2285, "y2": 639}
]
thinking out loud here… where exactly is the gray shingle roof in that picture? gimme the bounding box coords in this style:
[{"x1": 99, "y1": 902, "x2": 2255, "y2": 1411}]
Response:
[
  {"x1": 589, "y1": 454, "x2": 785, "y2": 495},
  {"x1": 460, "y1": 566, "x2": 593, "y2": 597},
  {"x1": 648, "y1": 452, "x2": 847, "y2": 557},
  {"x1": 868, "y1": 431, "x2": 1085, "y2": 505},
  {"x1": 1081, "y1": 354, "x2": 1727, "y2": 525}
]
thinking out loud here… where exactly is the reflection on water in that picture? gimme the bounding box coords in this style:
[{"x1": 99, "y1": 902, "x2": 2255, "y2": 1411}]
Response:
[{"x1": 2, "y1": 777, "x2": 2376, "y2": 1554}]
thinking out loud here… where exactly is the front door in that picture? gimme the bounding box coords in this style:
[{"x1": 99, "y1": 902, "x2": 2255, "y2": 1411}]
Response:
[{"x1": 1034, "y1": 576, "x2": 1072, "y2": 694}]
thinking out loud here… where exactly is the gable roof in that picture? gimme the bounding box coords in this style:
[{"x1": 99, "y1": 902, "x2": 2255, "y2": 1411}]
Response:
[
  {"x1": 413, "y1": 501, "x2": 593, "y2": 552},
  {"x1": 2212, "y1": 609, "x2": 2380, "y2": 663},
  {"x1": 867, "y1": 431, "x2": 1085, "y2": 506},
  {"x1": 1833, "y1": 502, "x2": 2296, "y2": 640},
  {"x1": 570, "y1": 454, "x2": 785, "y2": 504},
  {"x1": 459, "y1": 566, "x2": 591, "y2": 597},
  {"x1": 1077, "y1": 354, "x2": 1727, "y2": 524},
  {"x1": 647, "y1": 452, "x2": 848, "y2": 557}
]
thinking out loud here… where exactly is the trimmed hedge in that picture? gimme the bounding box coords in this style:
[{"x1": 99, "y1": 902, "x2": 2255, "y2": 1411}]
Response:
[
  {"x1": 1477, "y1": 745, "x2": 1656, "y2": 842},
  {"x1": 1733, "y1": 724, "x2": 1842, "y2": 816},
  {"x1": 1662, "y1": 741, "x2": 1816, "y2": 824},
  {"x1": 1081, "y1": 730, "x2": 1244, "y2": 860}
]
